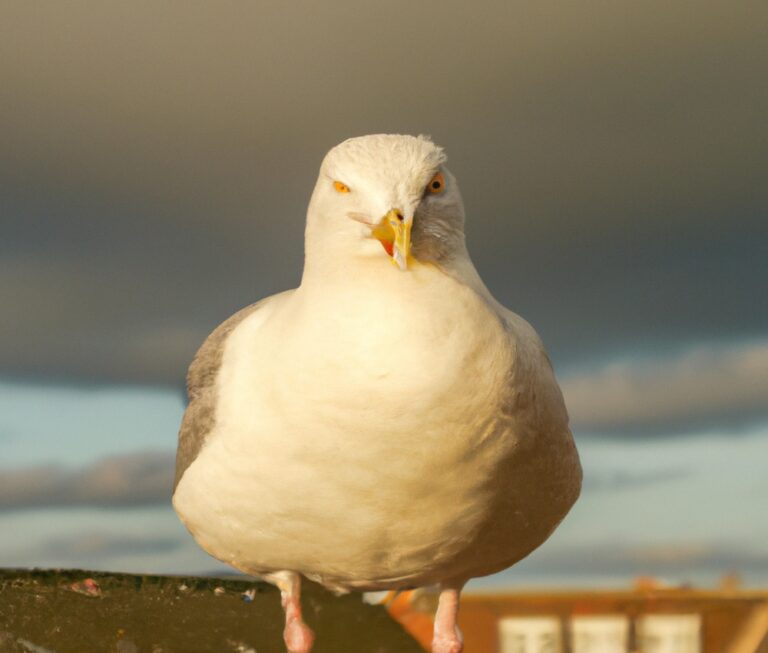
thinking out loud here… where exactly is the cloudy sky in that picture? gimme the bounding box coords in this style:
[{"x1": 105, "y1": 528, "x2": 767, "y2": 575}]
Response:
[{"x1": 1, "y1": 1, "x2": 766, "y2": 588}]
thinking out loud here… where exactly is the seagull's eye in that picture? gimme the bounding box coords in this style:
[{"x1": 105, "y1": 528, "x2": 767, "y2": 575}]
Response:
[
  {"x1": 427, "y1": 172, "x2": 445, "y2": 194},
  {"x1": 334, "y1": 181, "x2": 351, "y2": 194}
]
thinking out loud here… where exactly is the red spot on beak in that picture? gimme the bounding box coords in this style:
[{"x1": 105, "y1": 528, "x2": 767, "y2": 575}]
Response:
[{"x1": 380, "y1": 240, "x2": 394, "y2": 256}]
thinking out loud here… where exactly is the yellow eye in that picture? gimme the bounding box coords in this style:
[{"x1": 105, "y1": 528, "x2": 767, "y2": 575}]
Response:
[
  {"x1": 427, "y1": 172, "x2": 445, "y2": 194},
  {"x1": 334, "y1": 180, "x2": 351, "y2": 194}
]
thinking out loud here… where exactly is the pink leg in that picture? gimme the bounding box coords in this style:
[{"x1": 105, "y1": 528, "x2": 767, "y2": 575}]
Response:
[
  {"x1": 432, "y1": 583, "x2": 465, "y2": 653},
  {"x1": 265, "y1": 571, "x2": 315, "y2": 653}
]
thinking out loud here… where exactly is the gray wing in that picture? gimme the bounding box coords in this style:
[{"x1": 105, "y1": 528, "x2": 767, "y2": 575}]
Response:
[
  {"x1": 173, "y1": 296, "x2": 276, "y2": 492},
  {"x1": 497, "y1": 305, "x2": 582, "y2": 499}
]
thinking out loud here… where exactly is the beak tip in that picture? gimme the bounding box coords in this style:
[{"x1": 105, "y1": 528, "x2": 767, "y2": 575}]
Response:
[{"x1": 376, "y1": 208, "x2": 411, "y2": 271}]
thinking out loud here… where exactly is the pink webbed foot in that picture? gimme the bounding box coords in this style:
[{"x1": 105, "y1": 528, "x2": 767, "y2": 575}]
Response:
[
  {"x1": 432, "y1": 633, "x2": 464, "y2": 653},
  {"x1": 264, "y1": 571, "x2": 316, "y2": 653},
  {"x1": 284, "y1": 615, "x2": 315, "y2": 653},
  {"x1": 433, "y1": 623, "x2": 464, "y2": 653},
  {"x1": 431, "y1": 583, "x2": 465, "y2": 653}
]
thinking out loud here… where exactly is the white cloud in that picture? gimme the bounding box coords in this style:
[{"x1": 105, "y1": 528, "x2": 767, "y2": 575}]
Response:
[
  {"x1": 492, "y1": 541, "x2": 768, "y2": 589},
  {"x1": 0, "y1": 451, "x2": 174, "y2": 511},
  {"x1": 560, "y1": 340, "x2": 768, "y2": 434},
  {"x1": 582, "y1": 467, "x2": 690, "y2": 492},
  {"x1": 0, "y1": 506, "x2": 227, "y2": 574},
  {"x1": 41, "y1": 532, "x2": 181, "y2": 558}
]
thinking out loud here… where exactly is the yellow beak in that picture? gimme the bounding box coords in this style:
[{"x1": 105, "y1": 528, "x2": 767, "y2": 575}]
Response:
[{"x1": 372, "y1": 209, "x2": 412, "y2": 271}]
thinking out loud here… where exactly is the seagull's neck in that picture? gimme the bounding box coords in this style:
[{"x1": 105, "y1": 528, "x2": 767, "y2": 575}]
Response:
[{"x1": 299, "y1": 243, "x2": 498, "y2": 316}]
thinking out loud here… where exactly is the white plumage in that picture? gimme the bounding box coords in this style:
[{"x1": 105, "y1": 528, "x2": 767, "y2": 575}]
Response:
[{"x1": 173, "y1": 134, "x2": 581, "y2": 653}]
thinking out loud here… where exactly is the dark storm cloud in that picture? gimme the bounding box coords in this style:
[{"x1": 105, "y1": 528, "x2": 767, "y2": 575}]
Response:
[
  {"x1": 1, "y1": 0, "x2": 766, "y2": 388},
  {"x1": 0, "y1": 451, "x2": 174, "y2": 511}
]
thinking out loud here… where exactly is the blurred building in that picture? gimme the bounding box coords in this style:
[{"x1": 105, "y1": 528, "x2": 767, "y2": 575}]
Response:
[{"x1": 384, "y1": 584, "x2": 768, "y2": 653}]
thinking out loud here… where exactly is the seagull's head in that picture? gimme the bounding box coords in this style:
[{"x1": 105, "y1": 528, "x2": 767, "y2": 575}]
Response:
[{"x1": 305, "y1": 134, "x2": 467, "y2": 273}]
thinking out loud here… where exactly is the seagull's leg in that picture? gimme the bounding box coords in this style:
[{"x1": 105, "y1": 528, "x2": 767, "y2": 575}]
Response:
[
  {"x1": 432, "y1": 583, "x2": 465, "y2": 653},
  {"x1": 265, "y1": 571, "x2": 315, "y2": 653}
]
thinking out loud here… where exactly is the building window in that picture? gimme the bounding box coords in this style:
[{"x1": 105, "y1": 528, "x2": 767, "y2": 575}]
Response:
[
  {"x1": 636, "y1": 614, "x2": 701, "y2": 653},
  {"x1": 499, "y1": 616, "x2": 563, "y2": 653},
  {"x1": 571, "y1": 615, "x2": 630, "y2": 653}
]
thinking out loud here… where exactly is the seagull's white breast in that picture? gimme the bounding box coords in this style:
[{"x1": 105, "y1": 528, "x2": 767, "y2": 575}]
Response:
[{"x1": 174, "y1": 262, "x2": 574, "y2": 589}]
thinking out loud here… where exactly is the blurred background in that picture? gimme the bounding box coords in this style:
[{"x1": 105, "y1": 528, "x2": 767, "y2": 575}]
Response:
[{"x1": 1, "y1": 0, "x2": 767, "y2": 595}]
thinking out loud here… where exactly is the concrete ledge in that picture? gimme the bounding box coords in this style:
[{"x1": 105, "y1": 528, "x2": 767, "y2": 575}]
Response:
[{"x1": 0, "y1": 569, "x2": 425, "y2": 653}]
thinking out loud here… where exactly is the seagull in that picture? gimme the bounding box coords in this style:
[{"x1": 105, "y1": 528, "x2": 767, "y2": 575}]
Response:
[{"x1": 173, "y1": 134, "x2": 582, "y2": 653}]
